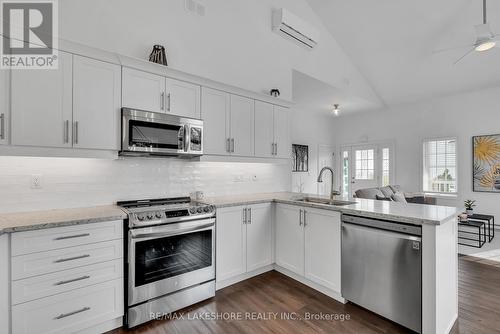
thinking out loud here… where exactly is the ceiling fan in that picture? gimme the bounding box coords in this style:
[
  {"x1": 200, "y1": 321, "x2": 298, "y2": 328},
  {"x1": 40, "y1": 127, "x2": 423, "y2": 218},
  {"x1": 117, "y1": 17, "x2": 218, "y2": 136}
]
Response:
[{"x1": 435, "y1": 0, "x2": 499, "y2": 64}]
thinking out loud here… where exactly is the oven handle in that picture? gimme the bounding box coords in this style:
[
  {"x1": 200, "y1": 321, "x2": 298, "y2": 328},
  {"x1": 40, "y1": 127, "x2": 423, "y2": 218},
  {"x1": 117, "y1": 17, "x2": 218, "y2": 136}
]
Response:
[
  {"x1": 183, "y1": 124, "x2": 190, "y2": 152},
  {"x1": 130, "y1": 222, "x2": 214, "y2": 239}
]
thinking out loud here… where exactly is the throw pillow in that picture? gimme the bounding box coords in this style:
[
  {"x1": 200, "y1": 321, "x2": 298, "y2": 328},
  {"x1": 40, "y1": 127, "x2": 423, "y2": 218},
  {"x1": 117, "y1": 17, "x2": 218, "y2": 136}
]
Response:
[
  {"x1": 391, "y1": 191, "x2": 407, "y2": 203},
  {"x1": 379, "y1": 186, "x2": 394, "y2": 198},
  {"x1": 376, "y1": 194, "x2": 392, "y2": 201}
]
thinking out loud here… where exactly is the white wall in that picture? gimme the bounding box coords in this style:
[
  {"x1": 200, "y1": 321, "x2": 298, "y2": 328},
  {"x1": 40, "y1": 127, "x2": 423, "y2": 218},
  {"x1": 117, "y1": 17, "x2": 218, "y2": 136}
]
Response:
[
  {"x1": 58, "y1": 0, "x2": 379, "y2": 104},
  {"x1": 0, "y1": 157, "x2": 290, "y2": 213},
  {"x1": 332, "y1": 85, "x2": 500, "y2": 220},
  {"x1": 290, "y1": 108, "x2": 337, "y2": 194}
]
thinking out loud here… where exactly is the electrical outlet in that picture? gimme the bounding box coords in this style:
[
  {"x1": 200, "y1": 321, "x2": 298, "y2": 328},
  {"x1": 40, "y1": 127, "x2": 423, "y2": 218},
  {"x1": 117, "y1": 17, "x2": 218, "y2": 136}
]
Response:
[{"x1": 31, "y1": 174, "x2": 42, "y2": 189}]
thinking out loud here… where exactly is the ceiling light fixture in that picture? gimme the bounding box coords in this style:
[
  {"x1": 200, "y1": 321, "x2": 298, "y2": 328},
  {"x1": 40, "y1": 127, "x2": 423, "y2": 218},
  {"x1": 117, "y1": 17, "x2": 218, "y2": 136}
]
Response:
[
  {"x1": 475, "y1": 40, "x2": 496, "y2": 52},
  {"x1": 333, "y1": 104, "x2": 340, "y2": 116}
]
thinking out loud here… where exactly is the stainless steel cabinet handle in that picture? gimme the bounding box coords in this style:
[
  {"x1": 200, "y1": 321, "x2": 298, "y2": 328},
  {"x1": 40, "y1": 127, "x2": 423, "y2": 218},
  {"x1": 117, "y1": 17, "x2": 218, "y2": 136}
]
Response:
[
  {"x1": 275, "y1": 143, "x2": 278, "y2": 155},
  {"x1": 167, "y1": 93, "x2": 171, "y2": 111},
  {"x1": 73, "y1": 121, "x2": 79, "y2": 145},
  {"x1": 63, "y1": 120, "x2": 69, "y2": 144},
  {"x1": 160, "y1": 92, "x2": 165, "y2": 110},
  {"x1": 54, "y1": 275, "x2": 90, "y2": 286},
  {"x1": 54, "y1": 307, "x2": 91, "y2": 320},
  {"x1": 243, "y1": 208, "x2": 247, "y2": 224},
  {"x1": 231, "y1": 138, "x2": 235, "y2": 153},
  {"x1": 299, "y1": 209, "x2": 303, "y2": 226},
  {"x1": 0, "y1": 113, "x2": 5, "y2": 140},
  {"x1": 303, "y1": 210, "x2": 307, "y2": 227},
  {"x1": 54, "y1": 254, "x2": 90, "y2": 263},
  {"x1": 54, "y1": 233, "x2": 90, "y2": 241},
  {"x1": 248, "y1": 208, "x2": 252, "y2": 224},
  {"x1": 226, "y1": 138, "x2": 231, "y2": 152}
]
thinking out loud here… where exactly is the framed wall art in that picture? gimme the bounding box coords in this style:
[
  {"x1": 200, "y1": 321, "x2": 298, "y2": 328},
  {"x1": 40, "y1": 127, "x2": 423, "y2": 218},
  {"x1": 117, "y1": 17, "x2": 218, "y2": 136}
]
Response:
[
  {"x1": 473, "y1": 134, "x2": 500, "y2": 192},
  {"x1": 292, "y1": 144, "x2": 309, "y2": 172}
]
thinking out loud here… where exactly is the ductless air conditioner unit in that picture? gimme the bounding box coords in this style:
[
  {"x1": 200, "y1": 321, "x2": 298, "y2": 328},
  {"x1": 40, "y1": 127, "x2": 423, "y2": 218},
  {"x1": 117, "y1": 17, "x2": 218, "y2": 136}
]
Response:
[{"x1": 272, "y1": 8, "x2": 319, "y2": 49}]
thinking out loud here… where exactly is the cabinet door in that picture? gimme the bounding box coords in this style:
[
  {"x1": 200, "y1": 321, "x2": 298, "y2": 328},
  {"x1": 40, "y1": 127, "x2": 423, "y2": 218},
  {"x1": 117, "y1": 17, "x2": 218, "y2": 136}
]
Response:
[
  {"x1": 0, "y1": 68, "x2": 9, "y2": 145},
  {"x1": 273, "y1": 106, "x2": 290, "y2": 159},
  {"x1": 201, "y1": 88, "x2": 229, "y2": 155},
  {"x1": 275, "y1": 204, "x2": 304, "y2": 276},
  {"x1": 122, "y1": 67, "x2": 165, "y2": 113},
  {"x1": 254, "y1": 101, "x2": 274, "y2": 158},
  {"x1": 73, "y1": 56, "x2": 121, "y2": 150},
  {"x1": 165, "y1": 78, "x2": 201, "y2": 119},
  {"x1": 246, "y1": 203, "x2": 272, "y2": 272},
  {"x1": 0, "y1": 235, "x2": 8, "y2": 334},
  {"x1": 304, "y1": 209, "x2": 341, "y2": 292},
  {"x1": 230, "y1": 95, "x2": 254, "y2": 156},
  {"x1": 11, "y1": 51, "x2": 73, "y2": 148},
  {"x1": 216, "y1": 206, "x2": 246, "y2": 282}
]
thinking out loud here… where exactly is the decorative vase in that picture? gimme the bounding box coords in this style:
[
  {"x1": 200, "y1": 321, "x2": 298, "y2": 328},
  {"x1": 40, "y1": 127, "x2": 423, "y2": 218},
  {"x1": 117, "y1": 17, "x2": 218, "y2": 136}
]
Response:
[
  {"x1": 149, "y1": 45, "x2": 168, "y2": 66},
  {"x1": 466, "y1": 209, "x2": 473, "y2": 217}
]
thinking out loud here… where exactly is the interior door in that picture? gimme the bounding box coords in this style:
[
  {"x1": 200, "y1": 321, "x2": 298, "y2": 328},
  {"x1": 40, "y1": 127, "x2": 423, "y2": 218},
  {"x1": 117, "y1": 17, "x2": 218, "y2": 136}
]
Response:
[
  {"x1": 275, "y1": 204, "x2": 304, "y2": 276},
  {"x1": 165, "y1": 78, "x2": 201, "y2": 119},
  {"x1": 122, "y1": 67, "x2": 166, "y2": 113},
  {"x1": 254, "y1": 101, "x2": 274, "y2": 158},
  {"x1": 11, "y1": 51, "x2": 73, "y2": 148},
  {"x1": 201, "y1": 88, "x2": 230, "y2": 155},
  {"x1": 230, "y1": 95, "x2": 254, "y2": 156},
  {"x1": 350, "y1": 145, "x2": 379, "y2": 195},
  {"x1": 216, "y1": 206, "x2": 246, "y2": 282},
  {"x1": 72, "y1": 55, "x2": 121, "y2": 150},
  {"x1": 246, "y1": 203, "x2": 272, "y2": 272},
  {"x1": 273, "y1": 106, "x2": 290, "y2": 159}
]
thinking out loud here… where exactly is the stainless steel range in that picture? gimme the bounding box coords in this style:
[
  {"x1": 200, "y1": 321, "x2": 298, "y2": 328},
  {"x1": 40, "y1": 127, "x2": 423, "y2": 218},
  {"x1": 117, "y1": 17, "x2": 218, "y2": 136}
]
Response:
[{"x1": 118, "y1": 197, "x2": 216, "y2": 328}]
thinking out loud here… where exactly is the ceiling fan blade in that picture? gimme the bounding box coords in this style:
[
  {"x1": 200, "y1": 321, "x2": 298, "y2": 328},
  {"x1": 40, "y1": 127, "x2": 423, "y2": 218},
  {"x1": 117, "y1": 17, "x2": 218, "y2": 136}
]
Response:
[{"x1": 453, "y1": 48, "x2": 475, "y2": 65}]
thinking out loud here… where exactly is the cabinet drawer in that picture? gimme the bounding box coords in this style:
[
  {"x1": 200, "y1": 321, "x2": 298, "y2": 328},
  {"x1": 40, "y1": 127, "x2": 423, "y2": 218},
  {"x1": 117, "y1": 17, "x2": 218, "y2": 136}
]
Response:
[
  {"x1": 12, "y1": 278, "x2": 123, "y2": 334},
  {"x1": 12, "y1": 239, "x2": 123, "y2": 280},
  {"x1": 12, "y1": 220, "x2": 123, "y2": 256},
  {"x1": 12, "y1": 259, "x2": 123, "y2": 305}
]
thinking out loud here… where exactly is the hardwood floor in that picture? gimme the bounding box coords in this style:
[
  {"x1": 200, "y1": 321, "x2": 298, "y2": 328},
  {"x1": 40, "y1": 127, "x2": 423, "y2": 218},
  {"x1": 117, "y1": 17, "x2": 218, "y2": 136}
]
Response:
[{"x1": 110, "y1": 257, "x2": 500, "y2": 334}]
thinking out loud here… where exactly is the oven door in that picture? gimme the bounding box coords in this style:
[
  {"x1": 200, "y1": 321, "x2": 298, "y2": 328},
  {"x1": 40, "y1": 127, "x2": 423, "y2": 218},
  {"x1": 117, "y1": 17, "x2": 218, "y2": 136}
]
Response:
[{"x1": 128, "y1": 218, "x2": 215, "y2": 306}]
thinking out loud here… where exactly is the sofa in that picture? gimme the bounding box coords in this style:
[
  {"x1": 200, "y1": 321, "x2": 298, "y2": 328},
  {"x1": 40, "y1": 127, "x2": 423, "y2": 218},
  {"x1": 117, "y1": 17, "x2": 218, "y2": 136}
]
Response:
[{"x1": 354, "y1": 185, "x2": 436, "y2": 205}]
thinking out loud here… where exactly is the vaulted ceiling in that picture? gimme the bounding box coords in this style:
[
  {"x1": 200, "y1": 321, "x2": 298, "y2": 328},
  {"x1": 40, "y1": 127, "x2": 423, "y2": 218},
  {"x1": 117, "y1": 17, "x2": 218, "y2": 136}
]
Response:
[{"x1": 306, "y1": 0, "x2": 500, "y2": 107}]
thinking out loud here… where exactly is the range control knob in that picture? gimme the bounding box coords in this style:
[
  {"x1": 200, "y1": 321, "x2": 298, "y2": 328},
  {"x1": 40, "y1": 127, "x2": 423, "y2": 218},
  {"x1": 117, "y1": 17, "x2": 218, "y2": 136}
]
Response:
[
  {"x1": 155, "y1": 212, "x2": 162, "y2": 219},
  {"x1": 203, "y1": 206, "x2": 210, "y2": 213},
  {"x1": 189, "y1": 207, "x2": 196, "y2": 214},
  {"x1": 147, "y1": 213, "x2": 154, "y2": 220},
  {"x1": 137, "y1": 214, "x2": 145, "y2": 221},
  {"x1": 197, "y1": 207, "x2": 203, "y2": 213}
]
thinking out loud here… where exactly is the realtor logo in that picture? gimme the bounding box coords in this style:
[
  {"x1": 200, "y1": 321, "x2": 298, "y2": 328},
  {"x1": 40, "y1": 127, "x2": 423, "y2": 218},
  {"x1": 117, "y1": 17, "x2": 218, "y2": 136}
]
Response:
[{"x1": 1, "y1": 0, "x2": 58, "y2": 69}]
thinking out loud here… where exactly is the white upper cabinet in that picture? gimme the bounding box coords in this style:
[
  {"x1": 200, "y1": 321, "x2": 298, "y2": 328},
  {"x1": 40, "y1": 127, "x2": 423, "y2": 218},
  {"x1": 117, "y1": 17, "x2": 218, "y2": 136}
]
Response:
[
  {"x1": 0, "y1": 68, "x2": 9, "y2": 145},
  {"x1": 11, "y1": 51, "x2": 73, "y2": 148},
  {"x1": 273, "y1": 105, "x2": 290, "y2": 159},
  {"x1": 246, "y1": 203, "x2": 273, "y2": 272},
  {"x1": 73, "y1": 56, "x2": 121, "y2": 150},
  {"x1": 122, "y1": 67, "x2": 166, "y2": 113},
  {"x1": 165, "y1": 78, "x2": 201, "y2": 119},
  {"x1": 254, "y1": 101, "x2": 274, "y2": 158},
  {"x1": 254, "y1": 101, "x2": 290, "y2": 159},
  {"x1": 201, "y1": 88, "x2": 230, "y2": 155},
  {"x1": 304, "y1": 209, "x2": 341, "y2": 293},
  {"x1": 229, "y1": 95, "x2": 254, "y2": 157},
  {"x1": 275, "y1": 204, "x2": 304, "y2": 276}
]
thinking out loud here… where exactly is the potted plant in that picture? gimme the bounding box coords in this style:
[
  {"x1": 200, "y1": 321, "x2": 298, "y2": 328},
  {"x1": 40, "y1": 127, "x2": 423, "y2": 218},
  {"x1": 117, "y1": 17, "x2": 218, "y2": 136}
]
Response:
[{"x1": 464, "y1": 200, "x2": 476, "y2": 217}]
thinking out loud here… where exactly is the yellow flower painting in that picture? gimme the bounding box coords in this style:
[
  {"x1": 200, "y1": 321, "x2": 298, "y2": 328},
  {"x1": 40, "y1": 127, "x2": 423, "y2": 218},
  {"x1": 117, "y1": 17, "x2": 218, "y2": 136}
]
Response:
[{"x1": 474, "y1": 135, "x2": 500, "y2": 192}]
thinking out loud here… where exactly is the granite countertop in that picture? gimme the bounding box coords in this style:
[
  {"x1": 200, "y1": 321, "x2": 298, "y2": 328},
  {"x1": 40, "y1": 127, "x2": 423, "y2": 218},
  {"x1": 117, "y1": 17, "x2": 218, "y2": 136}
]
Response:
[
  {"x1": 202, "y1": 192, "x2": 460, "y2": 226},
  {"x1": 0, "y1": 205, "x2": 127, "y2": 234}
]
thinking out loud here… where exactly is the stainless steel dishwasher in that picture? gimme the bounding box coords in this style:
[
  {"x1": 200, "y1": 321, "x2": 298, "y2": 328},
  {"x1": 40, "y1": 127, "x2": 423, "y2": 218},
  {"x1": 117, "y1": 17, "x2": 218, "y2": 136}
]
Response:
[{"x1": 341, "y1": 214, "x2": 422, "y2": 333}]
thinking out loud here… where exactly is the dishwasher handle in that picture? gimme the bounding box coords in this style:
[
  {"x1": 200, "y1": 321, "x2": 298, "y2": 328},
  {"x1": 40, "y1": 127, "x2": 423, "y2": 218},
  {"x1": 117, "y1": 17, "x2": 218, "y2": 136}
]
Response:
[
  {"x1": 342, "y1": 221, "x2": 422, "y2": 242},
  {"x1": 342, "y1": 214, "x2": 422, "y2": 237}
]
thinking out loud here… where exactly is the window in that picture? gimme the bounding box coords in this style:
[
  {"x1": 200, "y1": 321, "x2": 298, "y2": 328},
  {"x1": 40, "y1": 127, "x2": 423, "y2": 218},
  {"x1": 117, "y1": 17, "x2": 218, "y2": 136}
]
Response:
[
  {"x1": 355, "y1": 149, "x2": 374, "y2": 180},
  {"x1": 382, "y1": 148, "x2": 390, "y2": 186},
  {"x1": 342, "y1": 151, "x2": 349, "y2": 194},
  {"x1": 423, "y1": 138, "x2": 457, "y2": 194}
]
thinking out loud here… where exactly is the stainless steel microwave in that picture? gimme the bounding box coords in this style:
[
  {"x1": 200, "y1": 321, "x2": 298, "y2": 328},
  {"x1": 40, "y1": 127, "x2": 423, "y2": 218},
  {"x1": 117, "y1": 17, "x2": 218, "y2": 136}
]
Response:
[{"x1": 120, "y1": 108, "x2": 203, "y2": 157}]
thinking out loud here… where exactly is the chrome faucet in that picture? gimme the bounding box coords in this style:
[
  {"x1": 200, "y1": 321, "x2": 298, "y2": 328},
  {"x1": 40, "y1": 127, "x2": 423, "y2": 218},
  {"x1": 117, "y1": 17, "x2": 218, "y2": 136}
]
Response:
[{"x1": 317, "y1": 166, "x2": 341, "y2": 199}]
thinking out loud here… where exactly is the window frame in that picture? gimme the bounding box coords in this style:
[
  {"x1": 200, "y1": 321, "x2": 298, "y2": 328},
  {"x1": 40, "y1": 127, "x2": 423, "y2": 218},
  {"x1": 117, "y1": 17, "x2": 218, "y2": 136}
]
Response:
[{"x1": 421, "y1": 136, "x2": 458, "y2": 197}]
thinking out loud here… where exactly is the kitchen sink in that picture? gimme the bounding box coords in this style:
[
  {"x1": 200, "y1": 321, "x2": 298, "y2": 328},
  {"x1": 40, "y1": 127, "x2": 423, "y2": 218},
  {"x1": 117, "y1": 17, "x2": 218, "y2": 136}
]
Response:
[{"x1": 296, "y1": 197, "x2": 357, "y2": 206}]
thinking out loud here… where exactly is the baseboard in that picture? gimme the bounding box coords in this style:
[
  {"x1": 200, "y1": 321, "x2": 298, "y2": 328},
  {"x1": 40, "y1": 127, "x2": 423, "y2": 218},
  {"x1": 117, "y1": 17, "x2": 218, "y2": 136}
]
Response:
[
  {"x1": 444, "y1": 313, "x2": 458, "y2": 334},
  {"x1": 216, "y1": 265, "x2": 274, "y2": 290},
  {"x1": 273, "y1": 265, "x2": 346, "y2": 304},
  {"x1": 75, "y1": 317, "x2": 123, "y2": 334}
]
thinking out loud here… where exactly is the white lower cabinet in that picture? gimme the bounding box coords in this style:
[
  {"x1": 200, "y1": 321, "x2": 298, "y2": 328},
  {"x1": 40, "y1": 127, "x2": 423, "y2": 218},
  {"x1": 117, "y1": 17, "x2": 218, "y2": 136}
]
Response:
[
  {"x1": 10, "y1": 221, "x2": 124, "y2": 334},
  {"x1": 275, "y1": 204, "x2": 342, "y2": 295},
  {"x1": 0, "y1": 234, "x2": 9, "y2": 334},
  {"x1": 216, "y1": 203, "x2": 272, "y2": 284}
]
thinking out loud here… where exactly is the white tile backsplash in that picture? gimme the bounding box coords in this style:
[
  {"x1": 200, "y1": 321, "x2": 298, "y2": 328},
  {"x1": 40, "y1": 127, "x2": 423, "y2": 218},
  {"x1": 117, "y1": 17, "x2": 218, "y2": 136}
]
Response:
[{"x1": 0, "y1": 156, "x2": 291, "y2": 213}]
